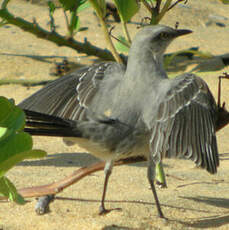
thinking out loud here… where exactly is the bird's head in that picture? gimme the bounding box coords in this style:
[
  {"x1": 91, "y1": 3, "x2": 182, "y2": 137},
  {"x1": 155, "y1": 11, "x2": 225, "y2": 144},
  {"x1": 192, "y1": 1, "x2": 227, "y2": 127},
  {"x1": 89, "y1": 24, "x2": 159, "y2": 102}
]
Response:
[
  {"x1": 131, "y1": 25, "x2": 192, "y2": 56},
  {"x1": 126, "y1": 25, "x2": 192, "y2": 78}
]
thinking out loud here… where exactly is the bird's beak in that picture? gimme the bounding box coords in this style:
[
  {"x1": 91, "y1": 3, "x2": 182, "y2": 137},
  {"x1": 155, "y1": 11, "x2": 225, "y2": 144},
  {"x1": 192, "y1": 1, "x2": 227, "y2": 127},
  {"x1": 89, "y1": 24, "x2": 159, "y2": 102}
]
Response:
[{"x1": 175, "y1": 29, "x2": 192, "y2": 37}]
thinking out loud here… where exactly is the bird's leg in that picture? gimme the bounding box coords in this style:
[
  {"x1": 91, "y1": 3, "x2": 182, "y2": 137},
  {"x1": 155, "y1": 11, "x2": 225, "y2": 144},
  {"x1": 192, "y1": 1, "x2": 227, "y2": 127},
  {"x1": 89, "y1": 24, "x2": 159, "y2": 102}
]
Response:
[
  {"x1": 147, "y1": 160, "x2": 165, "y2": 219},
  {"x1": 155, "y1": 162, "x2": 167, "y2": 188},
  {"x1": 99, "y1": 160, "x2": 114, "y2": 215}
]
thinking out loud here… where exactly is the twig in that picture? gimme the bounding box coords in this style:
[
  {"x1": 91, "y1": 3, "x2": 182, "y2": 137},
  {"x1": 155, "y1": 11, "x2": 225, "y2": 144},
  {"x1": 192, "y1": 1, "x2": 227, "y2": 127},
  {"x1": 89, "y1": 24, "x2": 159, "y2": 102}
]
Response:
[
  {"x1": 122, "y1": 22, "x2": 131, "y2": 44},
  {"x1": 6, "y1": 157, "x2": 145, "y2": 199},
  {"x1": 1, "y1": 0, "x2": 10, "y2": 9},
  {"x1": 63, "y1": 10, "x2": 70, "y2": 33},
  {"x1": 109, "y1": 26, "x2": 130, "y2": 48},
  {"x1": 141, "y1": 0, "x2": 153, "y2": 14},
  {"x1": 155, "y1": 0, "x2": 162, "y2": 14},
  {"x1": 156, "y1": 0, "x2": 173, "y2": 23},
  {"x1": 0, "y1": 8, "x2": 115, "y2": 61},
  {"x1": 168, "y1": 0, "x2": 188, "y2": 11},
  {"x1": 98, "y1": 14, "x2": 123, "y2": 63}
]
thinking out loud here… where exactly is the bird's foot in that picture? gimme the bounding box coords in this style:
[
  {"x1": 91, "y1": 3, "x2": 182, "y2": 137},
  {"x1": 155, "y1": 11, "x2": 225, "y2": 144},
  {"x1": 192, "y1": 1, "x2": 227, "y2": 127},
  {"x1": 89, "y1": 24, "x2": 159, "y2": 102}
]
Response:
[
  {"x1": 156, "y1": 208, "x2": 168, "y2": 220},
  {"x1": 99, "y1": 205, "x2": 111, "y2": 215},
  {"x1": 158, "y1": 211, "x2": 168, "y2": 220},
  {"x1": 99, "y1": 205, "x2": 122, "y2": 215}
]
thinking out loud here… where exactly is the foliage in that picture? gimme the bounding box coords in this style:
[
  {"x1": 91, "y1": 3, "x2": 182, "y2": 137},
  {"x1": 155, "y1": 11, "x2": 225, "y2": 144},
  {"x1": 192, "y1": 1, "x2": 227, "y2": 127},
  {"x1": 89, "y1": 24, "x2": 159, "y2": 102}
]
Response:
[
  {"x1": 219, "y1": 0, "x2": 229, "y2": 4},
  {"x1": 0, "y1": 97, "x2": 46, "y2": 204},
  {"x1": 53, "y1": 0, "x2": 90, "y2": 37},
  {"x1": 114, "y1": 0, "x2": 139, "y2": 22}
]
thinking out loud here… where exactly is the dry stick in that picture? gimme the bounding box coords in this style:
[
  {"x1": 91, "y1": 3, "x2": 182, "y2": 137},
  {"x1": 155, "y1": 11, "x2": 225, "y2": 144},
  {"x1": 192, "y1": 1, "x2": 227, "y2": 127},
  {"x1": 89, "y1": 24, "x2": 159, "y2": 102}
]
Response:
[{"x1": 17, "y1": 157, "x2": 146, "y2": 198}]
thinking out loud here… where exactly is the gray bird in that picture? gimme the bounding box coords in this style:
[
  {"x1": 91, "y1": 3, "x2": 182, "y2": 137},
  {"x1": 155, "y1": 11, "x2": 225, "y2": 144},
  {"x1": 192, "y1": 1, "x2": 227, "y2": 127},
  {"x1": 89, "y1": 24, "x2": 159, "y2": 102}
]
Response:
[{"x1": 19, "y1": 25, "x2": 219, "y2": 218}]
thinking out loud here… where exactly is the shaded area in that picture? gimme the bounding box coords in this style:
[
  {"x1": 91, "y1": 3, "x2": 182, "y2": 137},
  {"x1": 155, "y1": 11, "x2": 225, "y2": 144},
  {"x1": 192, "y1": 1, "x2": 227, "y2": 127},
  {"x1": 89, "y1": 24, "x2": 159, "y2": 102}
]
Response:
[
  {"x1": 18, "y1": 152, "x2": 100, "y2": 167},
  {"x1": 54, "y1": 196, "x2": 216, "y2": 215},
  {"x1": 167, "y1": 53, "x2": 229, "y2": 73},
  {"x1": 187, "y1": 215, "x2": 229, "y2": 229},
  {"x1": 180, "y1": 196, "x2": 229, "y2": 209}
]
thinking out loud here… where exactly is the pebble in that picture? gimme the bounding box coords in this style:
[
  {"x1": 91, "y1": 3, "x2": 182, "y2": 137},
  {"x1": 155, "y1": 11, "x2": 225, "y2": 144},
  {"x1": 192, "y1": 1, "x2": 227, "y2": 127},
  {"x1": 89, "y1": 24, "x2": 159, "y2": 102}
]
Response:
[{"x1": 206, "y1": 14, "x2": 228, "y2": 27}]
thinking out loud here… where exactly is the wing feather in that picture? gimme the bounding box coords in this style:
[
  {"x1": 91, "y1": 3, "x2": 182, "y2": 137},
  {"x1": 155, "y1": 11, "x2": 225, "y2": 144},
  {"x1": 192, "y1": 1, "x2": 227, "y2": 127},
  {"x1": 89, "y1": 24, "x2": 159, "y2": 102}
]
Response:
[
  {"x1": 150, "y1": 74, "x2": 219, "y2": 174},
  {"x1": 19, "y1": 63, "x2": 118, "y2": 122}
]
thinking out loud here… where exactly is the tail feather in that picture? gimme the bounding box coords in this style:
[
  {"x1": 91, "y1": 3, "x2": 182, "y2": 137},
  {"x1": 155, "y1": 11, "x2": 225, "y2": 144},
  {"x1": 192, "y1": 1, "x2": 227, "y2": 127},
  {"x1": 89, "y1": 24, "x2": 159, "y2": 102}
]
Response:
[{"x1": 23, "y1": 109, "x2": 82, "y2": 137}]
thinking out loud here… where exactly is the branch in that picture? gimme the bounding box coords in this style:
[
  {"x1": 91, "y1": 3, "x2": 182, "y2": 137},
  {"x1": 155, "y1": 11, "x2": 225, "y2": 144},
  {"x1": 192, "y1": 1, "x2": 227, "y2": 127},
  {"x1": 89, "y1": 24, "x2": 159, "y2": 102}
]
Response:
[
  {"x1": 156, "y1": 0, "x2": 173, "y2": 23},
  {"x1": 141, "y1": 0, "x2": 153, "y2": 14},
  {"x1": 167, "y1": 0, "x2": 188, "y2": 11},
  {"x1": 0, "y1": 8, "x2": 115, "y2": 61},
  {"x1": 122, "y1": 22, "x2": 131, "y2": 44},
  {"x1": 15, "y1": 157, "x2": 146, "y2": 198},
  {"x1": 99, "y1": 15, "x2": 123, "y2": 63},
  {"x1": 89, "y1": 0, "x2": 123, "y2": 64},
  {"x1": 155, "y1": 0, "x2": 162, "y2": 14}
]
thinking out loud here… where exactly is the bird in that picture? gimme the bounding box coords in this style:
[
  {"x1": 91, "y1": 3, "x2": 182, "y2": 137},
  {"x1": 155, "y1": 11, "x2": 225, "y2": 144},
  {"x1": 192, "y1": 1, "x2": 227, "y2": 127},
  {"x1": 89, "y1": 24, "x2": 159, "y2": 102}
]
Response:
[{"x1": 19, "y1": 25, "x2": 219, "y2": 218}]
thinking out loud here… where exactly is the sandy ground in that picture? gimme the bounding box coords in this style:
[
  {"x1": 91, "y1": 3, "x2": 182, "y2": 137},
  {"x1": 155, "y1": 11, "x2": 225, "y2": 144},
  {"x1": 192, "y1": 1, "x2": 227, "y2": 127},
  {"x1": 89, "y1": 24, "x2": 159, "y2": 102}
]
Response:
[{"x1": 0, "y1": 0, "x2": 229, "y2": 229}]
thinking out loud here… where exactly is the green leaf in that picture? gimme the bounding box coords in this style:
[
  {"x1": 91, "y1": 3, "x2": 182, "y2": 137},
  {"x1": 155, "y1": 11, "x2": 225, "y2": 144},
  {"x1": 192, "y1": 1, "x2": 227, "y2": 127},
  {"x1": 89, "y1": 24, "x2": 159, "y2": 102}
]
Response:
[
  {"x1": 77, "y1": 1, "x2": 91, "y2": 13},
  {"x1": 0, "y1": 127, "x2": 13, "y2": 142},
  {"x1": 59, "y1": 0, "x2": 76, "y2": 11},
  {"x1": 1, "y1": 0, "x2": 10, "y2": 9},
  {"x1": 88, "y1": 0, "x2": 106, "y2": 18},
  {"x1": 48, "y1": 1, "x2": 56, "y2": 14},
  {"x1": 0, "y1": 127, "x2": 7, "y2": 138},
  {"x1": 0, "y1": 131, "x2": 46, "y2": 177},
  {"x1": 0, "y1": 96, "x2": 25, "y2": 131},
  {"x1": 0, "y1": 96, "x2": 47, "y2": 205},
  {"x1": 219, "y1": 0, "x2": 229, "y2": 4},
  {"x1": 69, "y1": 12, "x2": 80, "y2": 34},
  {"x1": 115, "y1": 36, "x2": 130, "y2": 53},
  {"x1": 0, "y1": 97, "x2": 47, "y2": 177},
  {"x1": 0, "y1": 176, "x2": 25, "y2": 204},
  {"x1": 0, "y1": 19, "x2": 8, "y2": 27},
  {"x1": 59, "y1": 0, "x2": 88, "y2": 11},
  {"x1": 113, "y1": 0, "x2": 139, "y2": 22}
]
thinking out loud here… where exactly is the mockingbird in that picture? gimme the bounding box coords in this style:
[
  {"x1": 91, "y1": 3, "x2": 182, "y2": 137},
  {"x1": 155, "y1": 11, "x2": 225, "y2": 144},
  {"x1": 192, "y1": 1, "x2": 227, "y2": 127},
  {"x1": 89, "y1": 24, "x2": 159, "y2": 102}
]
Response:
[{"x1": 19, "y1": 25, "x2": 219, "y2": 218}]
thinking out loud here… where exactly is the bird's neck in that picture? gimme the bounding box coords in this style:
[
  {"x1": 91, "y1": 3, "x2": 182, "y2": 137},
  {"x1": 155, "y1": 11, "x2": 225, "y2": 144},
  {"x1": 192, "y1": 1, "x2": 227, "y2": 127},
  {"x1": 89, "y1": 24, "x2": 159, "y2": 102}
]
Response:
[{"x1": 125, "y1": 48, "x2": 168, "y2": 80}]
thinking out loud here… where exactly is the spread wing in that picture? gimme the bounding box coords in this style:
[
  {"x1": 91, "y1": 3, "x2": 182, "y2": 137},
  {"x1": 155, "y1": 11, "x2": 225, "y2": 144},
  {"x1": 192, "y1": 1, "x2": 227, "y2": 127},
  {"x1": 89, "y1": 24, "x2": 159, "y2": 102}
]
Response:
[
  {"x1": 19, "y1": 62, "x2": 123, "y2": 121},
  {"x1": 150, "y1": 74, "x2": 219, "y2": 174}
]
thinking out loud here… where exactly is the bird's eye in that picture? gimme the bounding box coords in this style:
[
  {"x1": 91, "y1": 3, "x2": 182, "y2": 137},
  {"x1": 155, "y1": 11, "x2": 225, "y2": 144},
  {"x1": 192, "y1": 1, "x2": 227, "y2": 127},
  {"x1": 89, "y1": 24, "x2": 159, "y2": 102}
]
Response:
[{"x1": 159, "y1": 32, "x2": 170, "y2": 40}]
